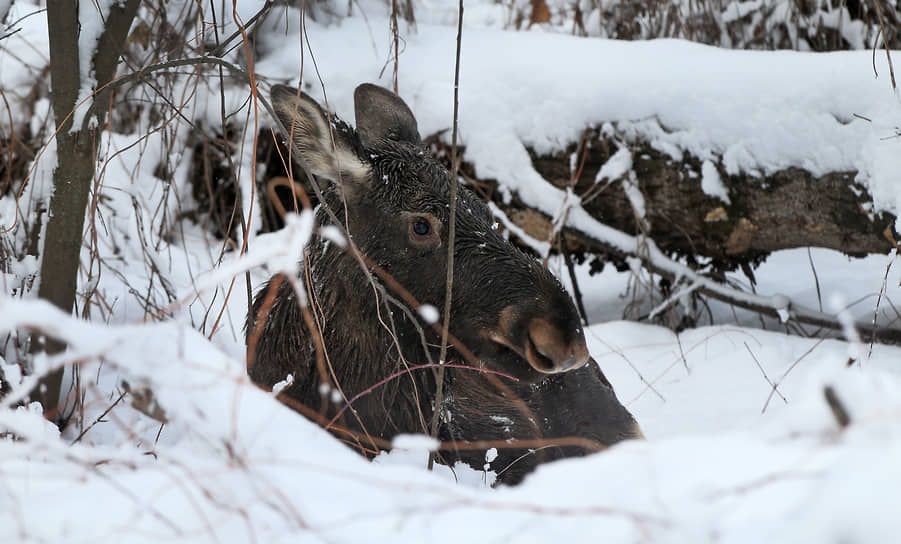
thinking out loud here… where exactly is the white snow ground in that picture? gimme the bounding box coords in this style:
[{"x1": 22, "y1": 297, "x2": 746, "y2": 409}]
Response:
[{"x1": 2, "y1": 1, "x2": 901, "y2": 542}]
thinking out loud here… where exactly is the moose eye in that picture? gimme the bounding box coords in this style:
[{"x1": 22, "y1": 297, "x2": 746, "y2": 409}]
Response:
[
  {"x1": 407, "y1": 215, "x2": 440, "y2": 247},
  {"x1": 412, "y1": 218, "x2": 431, "y2": 236}
]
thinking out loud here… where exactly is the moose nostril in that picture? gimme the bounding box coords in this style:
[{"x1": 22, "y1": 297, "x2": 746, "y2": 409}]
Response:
[
  {"x1": 559, "y1": 356, "x2": 582, "y2": 372},
  {"x1": 527, "y1": 318, "x2": 590, "y2": 374}
]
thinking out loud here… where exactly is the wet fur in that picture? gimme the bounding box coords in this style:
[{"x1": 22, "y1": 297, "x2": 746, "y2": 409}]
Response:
[{"x1": 248, "y1": 84, "x2": 640, "y2": 485}]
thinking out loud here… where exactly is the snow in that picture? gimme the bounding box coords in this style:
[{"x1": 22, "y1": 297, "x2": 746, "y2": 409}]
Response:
[
  {"x1": 68, "y1": 0, "x2": 118, "y2": 132},
  {"x1": 392, "y1": 433, "x2": 440, "y2": 451},
  {"x1": 594, "y1": 145, "x2": 632, "y2": 184},
  {"x1": 621, "y1": 173, "x2": 646, "y2": 219},
  {"x1": 701, "y1": 159, "x2": 730, "y2": 204},
  {"x1": 485, "y1": 447, "x2": 498, "y2": 463},
  {"x1": 3, "y1": 297, "x2": 901, "y2": 542},
  {"x1": 253, "y1": 6, "x2": 901, "y2": 222},
  {"x1": 488, "y1": 201, "x2": 551, "y2": 256},
  {"x1": 273, "y1": 374, "x2": 294, "y2": 394},
  {"x1": 2, "y1": 0, "x2": 901, "y2": 542},
  {"x1": 0, "y1": 1, "x2": 49, "y2": 130},
  {"x1": 418, "y1": 303, "x2": 440, "y2": 324},
  {"x1": 722, "y1": 0, "x2": 764, "y2": 23}
]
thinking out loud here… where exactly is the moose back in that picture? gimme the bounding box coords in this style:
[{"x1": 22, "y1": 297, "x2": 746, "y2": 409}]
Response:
[{"x1": 246, "y1": 83, "x2": 642, "y2": 485}]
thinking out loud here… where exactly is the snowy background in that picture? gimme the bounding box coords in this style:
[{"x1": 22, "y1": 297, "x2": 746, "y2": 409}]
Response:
[{"x1": 2, "y1": 0, "x2": 901, "y2": 541}]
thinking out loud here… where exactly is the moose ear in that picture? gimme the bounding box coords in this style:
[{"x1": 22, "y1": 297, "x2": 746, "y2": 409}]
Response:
[
  {"x1": 270, "y1": 84, "x2": 369, "y2": 185},
  {"x1": 354, "y1": 83, "x2": 421, "y2": 149}
]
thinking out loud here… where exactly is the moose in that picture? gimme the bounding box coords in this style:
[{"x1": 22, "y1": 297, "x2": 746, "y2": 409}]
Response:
[{"x1": 246, "y1": 83, "x2": 642, "y2": 485}]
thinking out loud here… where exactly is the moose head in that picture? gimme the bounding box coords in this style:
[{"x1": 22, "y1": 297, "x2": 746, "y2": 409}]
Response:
[{"x1": 248, "y1": 83, "x2": 641, "y2": 484}]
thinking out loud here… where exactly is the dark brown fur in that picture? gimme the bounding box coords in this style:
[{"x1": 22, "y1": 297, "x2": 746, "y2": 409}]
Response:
[{"x1": 247, "y1": 84, "x2": 641, "y2": 485}]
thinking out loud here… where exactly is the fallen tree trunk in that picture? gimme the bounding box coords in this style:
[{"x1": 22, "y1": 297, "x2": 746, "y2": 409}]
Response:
[{"x1": 447, "y1": 129, "x2": 897, "y2": 269}]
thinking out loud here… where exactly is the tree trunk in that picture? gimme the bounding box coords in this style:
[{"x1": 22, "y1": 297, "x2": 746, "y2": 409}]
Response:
[
  {"x1": 460, "y1": 129, "x2": 896, "y2": 269},
  {"x1": 37, "y1": 0, "x2": 139, "y2": 423}
]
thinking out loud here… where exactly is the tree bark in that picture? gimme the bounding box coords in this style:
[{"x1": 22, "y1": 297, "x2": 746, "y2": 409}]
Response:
[
  {"x1": 468, "y1": 130, "x2": 896, "y2": 268},
  {"x1": 37, "y1": 0, "x2": 139, "y2": 423}
]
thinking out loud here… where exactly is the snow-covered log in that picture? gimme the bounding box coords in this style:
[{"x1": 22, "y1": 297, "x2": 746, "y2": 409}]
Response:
[{"x1": 464, "y1": 132, "x2": 897, "y2": 264}]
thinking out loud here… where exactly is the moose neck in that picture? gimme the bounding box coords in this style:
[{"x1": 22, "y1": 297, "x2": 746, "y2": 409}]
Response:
[{"x1": 306, "y1": 199, "x2": 440, "y2": 437}]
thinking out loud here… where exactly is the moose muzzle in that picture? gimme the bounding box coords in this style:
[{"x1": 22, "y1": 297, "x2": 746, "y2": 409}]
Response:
[{"x1": 489, "y1": 305, "x2": 591, "y2": 375}]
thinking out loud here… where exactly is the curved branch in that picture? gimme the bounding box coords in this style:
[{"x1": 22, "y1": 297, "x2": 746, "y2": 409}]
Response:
[{"x1": 562, "y1": 207, "x2": 901, "y2": 343}]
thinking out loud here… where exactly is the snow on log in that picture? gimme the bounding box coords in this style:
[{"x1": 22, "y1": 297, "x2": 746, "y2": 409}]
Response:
[{"x1": 454, "y1": 130, "x2": 897, "y2": 265}]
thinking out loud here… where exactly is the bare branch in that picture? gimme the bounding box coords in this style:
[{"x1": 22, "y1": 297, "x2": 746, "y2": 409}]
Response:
[{"x1": 429, "y1": 0, "x2": 464, "y2": 470}]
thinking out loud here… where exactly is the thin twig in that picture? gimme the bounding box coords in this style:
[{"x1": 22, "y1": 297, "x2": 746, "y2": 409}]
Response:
[
  {"x1": 868, "y1": 253, "x2": 894, "y2": 358},
  {"x1": 70, "y1": 389, "x2": 128, "y2": 444},
  {"x1": 206, "y1": 5, "x2": 263, "y2": 340},
  {"x1": 590, "y1": 329, "x2": 666, "y2": 402},
  {"x1": 570, "y1": 219, "x2": 901, "y2": 343},
  {"x1": 209, "y1": 0, "x2": 274, "y2": 58},
  {"x1": 327, "y1": 362, "x2": 518, "y2": 429},
  {"x1": 743, "y1": 341, "x2": 786, "y2": 412},
  {"x1": 562, "y1": 236, "x2": 588, "y2": 325},
  {"x1": 428, "y1": 0, "x2": 464, "y2": 471},
  {"x1": 675, "y1": 330, "x2": 689, "y2": 372},
  {"x1": 390, "y1": 0, "x2": 400, "y2": 93},
  {"x1": 807, "y1": 247, "x2": 823, "y2": 313},
  {"x1": 871, "y1": 0, "x2": 897, "y2": 90},
  {"x1": 762, "y1": 336, "x2": 826, "y2": 412}
]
